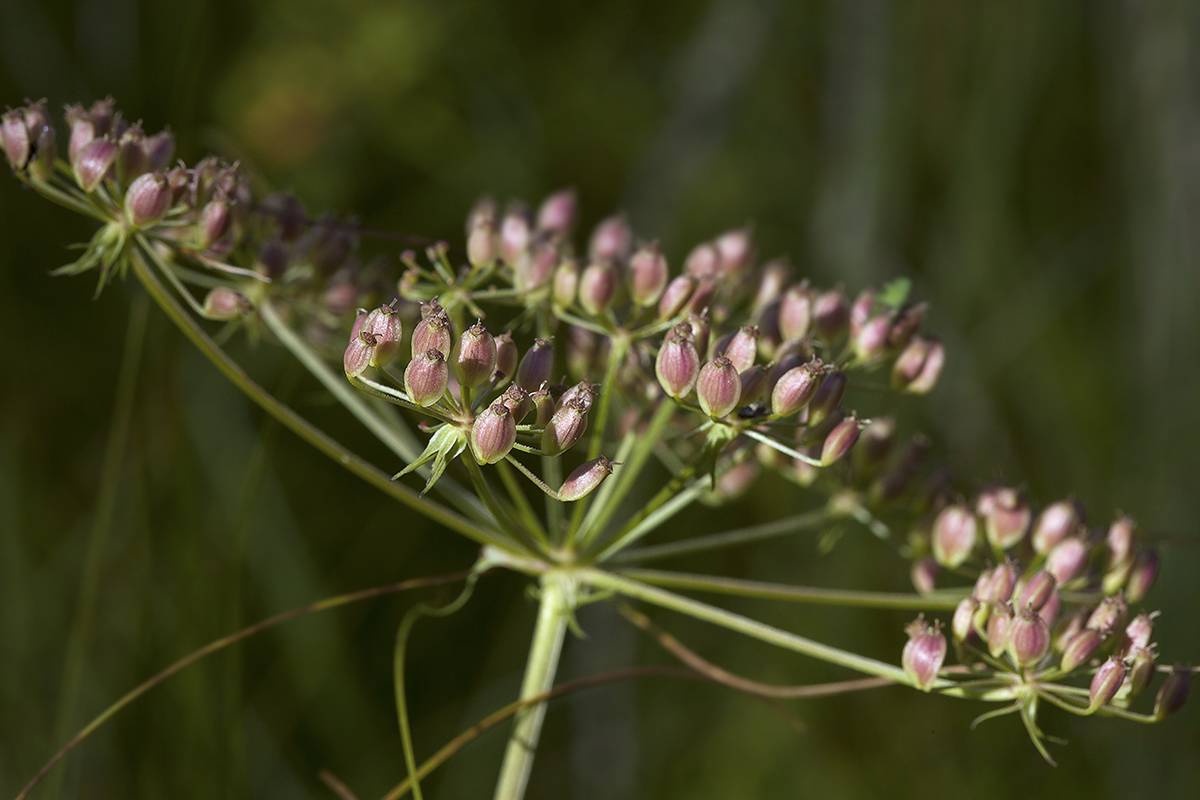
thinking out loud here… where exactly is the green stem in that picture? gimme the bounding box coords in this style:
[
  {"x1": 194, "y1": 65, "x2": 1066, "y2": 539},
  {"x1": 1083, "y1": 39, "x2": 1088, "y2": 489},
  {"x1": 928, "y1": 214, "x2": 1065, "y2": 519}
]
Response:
[
  {"x1": 618, "y1": 568, "x2": 969, "y2": 610},
  {"x1": 128, "y1": 249, "x2": 501, "y2": 548},
  {"x1": 496, "y1": 459, "x2": 550, "y2": 548},
  {"x1": 610, "y1": 508, "x2": 833, "y2": 564},
  {"x1": 492, "y1": 575, "x2": 573, "y2": 800},
  {"x1": 742, "y1": 427, "x2": 822, "y2": 467}
]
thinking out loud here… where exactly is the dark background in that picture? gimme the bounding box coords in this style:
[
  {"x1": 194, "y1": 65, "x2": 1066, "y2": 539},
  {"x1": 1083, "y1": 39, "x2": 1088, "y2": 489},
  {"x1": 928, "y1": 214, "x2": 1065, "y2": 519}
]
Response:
[{"x1": 2, "y1": 1, "x2": 1198, "y2": 798}]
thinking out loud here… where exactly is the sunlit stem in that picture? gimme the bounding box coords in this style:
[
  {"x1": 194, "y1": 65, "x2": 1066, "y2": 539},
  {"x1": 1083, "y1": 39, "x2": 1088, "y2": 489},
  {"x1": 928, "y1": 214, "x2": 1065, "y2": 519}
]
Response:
[
  {"x1": 495, "y1": 459, "x2": 551, "y2": 548},
  {"x1": 611, "y1": 508, "x2": 834, "y2": 564},
  {"x1": 741, "y1": 427, "x2": 823, "y2": 467},
  {"x1": 492, "y1": 574, "x2": 574, "y2": 800}
]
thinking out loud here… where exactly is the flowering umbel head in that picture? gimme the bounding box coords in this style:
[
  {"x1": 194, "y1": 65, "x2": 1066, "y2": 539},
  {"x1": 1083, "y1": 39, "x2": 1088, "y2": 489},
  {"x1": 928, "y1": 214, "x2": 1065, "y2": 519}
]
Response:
[{"x1": 902, "y1": 617, "x2": 946, "y2": 692}]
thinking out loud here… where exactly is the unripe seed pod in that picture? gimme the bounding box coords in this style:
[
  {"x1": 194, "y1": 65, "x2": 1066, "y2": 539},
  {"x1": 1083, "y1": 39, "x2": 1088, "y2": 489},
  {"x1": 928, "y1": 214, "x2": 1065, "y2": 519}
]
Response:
[
  {"x1": 932, "y1": 504, "x2": 977, "y2": 568},
  {"x1": 453, "y1": 322, "x2": 497, "y2": 389},
  {"x1": 559, "y1": 456, "x2": 615, "y2": 502},
  {"x1": 952, "y1": 596, "x2": 980, "y2": 642},
  {"x1": 887, "y1": 303, "x2": 926, "y2": 351},
  {"x1": 987, "y1": 560, "x2": 1018, "y2": 605},
  {"x1": 820, "y1": 416, "x2": 861, "y2": 466},
  {"x1": 770, "y1": 361, "x2": 821, "y2": 417},
  {"x1": 1123, "y1": 613, "x2": 1156, "y2": 654},
  {"x1": 1, "y1": 109, "x2": 30, "y2": 168},
  {"x1": 1045, "y1": 535, "x2": 1089, "y2": 586},
  {"x1": 256, "y1": 237, "x2": 289, "y2": 280},
  {"x1": 74, "y1": 136, "x2": 118, "y2": 192},
  {"x1": 738, "y1": 364, "x2": 770, "y2": 405},
  {"x1": 685, "y1": 313, "x2": 710, "y2": 359},
  {"x1": 906, "y1": 339, "x2": 944, "y2": 394},
  {"x1": 411, "y1": 311, "x2": 452, "y2": 358},
  {"x1": 500, "y1": 383, "x2": 532, "y2": 423},
  {"x1": 686, "y1": 277, "x2": 716, "y2": 315},
  {"x1": 517, "y1": 339, "x2": 554, "y2": 391},
  {"x1": 530, "y1": 385, "x2": 555, "y2": 428},
  {"x1": 977, "y1": 485, "x2": 1031, "y2": 550},
  {"x1": 684, "y1": 242, "x2": 721, "y2": 279},
  {"x1": 752, "y1": 259, "x2": 789, "y2": 313},
  {"x1": 857, "y1": 417, "x2": 896, "y2": 466},
  {"x1": 344, "y1": 332, "x2": 375, "y2": 378},
  {"x1": 1105, "y1": 515, "x2": 1137, "y2": 570},
  {"x1": 778, "y1": 284, "x2": 814, "y2": 341},
  {"x1": 546, "y1": 259, "x2": 576, "y2": 309},
  {"x1": 714, "y1": 226, "x2": 754, "y2": 277},
  {"x1": 1086, "y1": 592, "x2": 1129, "y2": 635},
  {"x1": 911, "y1": 557, "x2": 939, "y2": 595},
  {"x1": 499, "y1": 203, "x2": 532, "y2": 265},
  {"x1": 1127, "y1": 647, "x2": 1156, "y2": 697},
  {"x1": 722, "y1": 325, "x2": 759, "y2": 373},
  {"x1": 1007, "y1": 607, "x2": 1051, "y2": 666},
  {"x1": 197, "y1": 200, "x2": 231, "y2": 250},
  {"x1": 116, "y1": 125, "x2": 148, "y2": 184},
  {"x1": 589, "y1": 214, "x2": 632, "y2": 263},
  {"x1": 1154, "y1": 666, "x2": 1190, "y2": 720},
  {"x1": 1032, "y1": 499, "x2": 1083, "y2": 554},
  {"x1": 125, "y1": 172, "x2": 172, "y2": 227},
  {"x1": 579, "y1": 261, "x2": 618, "y2": 316},
  {"x1": 1052, "y1": 609, "x2": 1089, "y2": 653},
  {"x1": 1060, "y1": 627, "x2": 1104, "y2": 672},
  {"x1": 536, "y1": 189, "x2": 577, "y2": 237},
  {"x1": 471, "y1": 402, "x2": 517, "y2": 464},
  {"x1": 1125, "y1": 549, "x2": 1158, "y2": 603},
  {"x1": 656, "y1": 325, "x2": 700, "y2": 400},
  {"x1": 629, "y1": 244, "x2": 669, "y2": 306},
  {"x1": 404, "y1": 349, "x2": 449, "y2": 407},
  {"x1": 986, "y1": 601, "x2": 1014, "y2": 658},
  {"x1": 362, "y1": 306, "x2": 403, "y2": 368},
  {"x1": 853, "y1": 314, "x2": 891, "y2": 361},
  {"x1": 1089, "y1": 657, "x2": 1126, "y2": 710},
  {"x1": 1017, "y1": 571, "x2": 1056, "y2": 612},
  {"x1": 558, "y1": 380, "x2": 597, "y2": 412},
  {"x1": 902, "y1": 618, "x2": 946, "y2": 692},
  {"x1": 1038, "y1": 590, "x2": 1062, "y2": 628},
  {"x1": 805, "y1": 370, "x2": 846, "y2": 427},
  {"x1": 696, "y1": 357, "x2": 741, "y2": 418},
  {"x1": 144, "y1": 129, "x2": 175, "y2": 171},
  {"x1": 202, "y1": 287, "x2": 251, "y2": 321},
  {"x1": 541, "y1": 397, "x2": 589, "y2": 456},
  {"x1": 658, "y1": 274, "x2": 695, "y2": 320},
  {"x1": 494, "y1": 332, "x2": 519, "y2": 381},
  {"x1": 813, "y1": 289, "x2": 849, "y2": 340},
  {"x1": 849, "y1": 288, "x2": 875, "y2": 339},
  {"x1": 28, "y1": 125, "x2": 56, "y2": 182},
  {"x1": 516, "y1": 241, "x2": 559, "y2": 293},
  {"x1": 466, "y1": 199, "x2": 499, "y2": 267}
]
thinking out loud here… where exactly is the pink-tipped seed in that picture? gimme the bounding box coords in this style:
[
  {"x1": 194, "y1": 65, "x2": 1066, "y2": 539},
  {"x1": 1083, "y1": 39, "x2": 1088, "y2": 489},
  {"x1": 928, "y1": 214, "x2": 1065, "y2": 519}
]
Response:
[
  {"x1": 813, "y1": 289, "x2": 849, "y2": 340},
  {"x1": 202, "y1": 287, "x2": 251, "y2": 321},
  {"x1": 696, "y1": 357, "x2": 741, "y2": 418},
  {"x1": 820, "y1": 416, "x2": 861, "y2": 466},
  {"x1": 344, "y1": 332, "x2": 375, "y2": 378},
  {"x1": 658, "y1": 274, "x2": 696, "y2": 320},
  {"x1": 1017, "y1": 571, "x2": 1057, "y2": 612},
  {"x1": 74, "y1": 136, "x2": 118, "y2": 192},
  {"x1": 738, "y1": 364, "x2": 770, "y2": 406},
  {"x1": 530, "y1": 385, "x2": 555, "y2": 428},
  {"x1": 453, "y1": 322, "x2": 498, "y2": 389},
  {"x1": 778, "y1": 284, "x2": 814, "y2": 341},
  {"x1": 553, "y1": 258, "x2": 580, "y2": 308},
  {"x1": 1032, "y1": 499, "x2": 1083, "y2": 554},
  {"x1": 1086, "y1": 592, "x2": 1129, "y2": 636},
  {"x1": 1089, "y1": 657, "x2": 1126, "y2": 711},
  {"x1": 1045, "y1": 535, "x2": 1089, "y2": 586},
  {"x1": 1125, "y1": 549, "x2": 1158, "y2": 603},
  {"x1": 404, "y1": 349, "x2": 449, "y2": 407},
  {"x1": 770, "y1": 361, "x2": 821, "y2": 417},
  {"x1": 471, "y1": 402, "x2": 517, "y2": 464},
  {"x1": 588, "y1": 214, "x2": 632, "y2": 263},
  {"x1": 541, "y1": 397, "x2": 589, "y2": 456},
  {"x1": 952, "y1": 596, "x2": 979, "y2": 642},
  {"x1": 362, "y1": 305, "x2": 404, "y2": 369},
  {"x1": 977, "y1": 485, "x2": 1031, "y2": 550},
  {"x1": 902, "y1": 617, "x2": 946, "y2": 692},
  {"x1": 1007, "y1": 607, "x2": 1051, "y2": 667},
  {"x1": 517, "y1": 338, "x2": 555, "y2": 391},
  {"x1": 805, "y1": 370, "x2": 846, "y2": 428},
  {"x1": 411, "y1": 310, "x2": 452, "y2": 358},
  {"x1": 494, "y1": 332, "x2": 518, "y2": 381},
  {"x1": 1060, "y1": 627, "x2": 1104, "y2": 672},
  {"x1": 911, "y1": 557, "x2": 939, "y2": 595},
  {"x1": 629, "y1": 244, "x2": 668, "y2": 307},
  {"x1": 559, "y1": 456, "x2": 615, "y2": 502},
  {"x1": 501, "y1": 383, "x2": 532, "y2": 423},
  {"x1": 986, "y1": 602, "x2": 1015, "y2": 658},
  {"x1": 684, "y1": 242, "x2": 721, "y2": 279},
  {"x1": 499, "y1": 203, "x2": 532, "y2": 265},
  {"x1": 536, "y1": 189, "x2": 577, "y2": 237},
  {"x1": 1127, "y1": 647, "x2": 1157, "y2": 697},
  {"x1": 656, "y1": 325, "x2": 701, "y2": 400},
  {"x1": 125, "y1": 172, "x2": 172, "y2": 227},
  {"x1": 932, "y1": 504, "x2": 977, "y2": 569},
  {"x1": 579, "y1": 261, "x2": 619, "y2": 316},
  {"x1": 723, "y1": 325, "x2": 759, "y2": 373}
]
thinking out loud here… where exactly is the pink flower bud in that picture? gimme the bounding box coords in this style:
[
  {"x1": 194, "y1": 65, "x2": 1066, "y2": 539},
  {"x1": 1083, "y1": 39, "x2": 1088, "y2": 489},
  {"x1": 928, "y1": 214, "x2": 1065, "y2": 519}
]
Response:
[
  {"x1": 500, "y1": 383, "x2": 532, "y2": 423},
  {"x1": 932, "y1": 505, "x2": 977, "y2": 568},
  {"x1": 1060, "y1": 627, "x2": 1103, "y2": 672},
  {"x1": 1089, "y1": 657, "x2": 1126, "y2": 710},
  {"x1": 911, "y1": 557, "x2": 939, "y2": 595},
  {"x1": 977, "y1": 485, "x2": 1031, "y2": 550},
  {"x1": 684, "y1": 242, "x2": 721, "y2": 279},
  {"x1": 952, "y1": 596, "x2": 979, "y2": 642},
  {"x1": 197, "y1": 200, "x2": 231, "y2": 250},
  {"x1": 721, "y1": 325, "x2": 759, "y2": 373},
  {"x1": 1045, "y1": 535, "x2": 1088, "y2": 585},
  {"x1": 453, "y1": 322, "x2": 497, "y2": 389},
  {"x1": 770, "y1": 361, "x2": 821, "y2": 417},
  {"x1": 559, "y1": 456, "x2": 615, "y2": 502},
  {"x1": 902, "y1": 617, "x2": 946, "y2": 692},
  {"x1": 778, "y1": 283, "x2": 814, "y2": 341},
  {"x1": 1086, "y1": 592, "x2": 1129, "y2": 635},
  {"x1": 536, "y1": 189, "x2": 577, "y2": 237},
  {"x1": 499, "y1": 202, "x2": 532, "y2": 265},
  {"x1": 74, "y1": 136, "x2": 118, "y2": 192},
  {"x1": 853, "y1": 315, "x2": 891, "y2": 361},
  {"x1": 656, "y1": 325, "x2": 700, "y2": 400},
  {"x1": 471, "y1": 402, "x2": 516, "y2": 464},
  {"x1": 1127, "y1": 647, "x2": 1156, "y2": 697},
  {"x1": 813, "y1": 289, "x2": 849, "y2": 340},
  {"x1": 494, "y1": 332, "x2": 519, "y2": 381},
  {"x1": 805, "y1": 370, "x2": 846, "y2": 427},
  {"x1": 714, "y1": 226, "x2": 754, "y2": 277},
  {"x1": 820, "y1": 416, "x2": 861, "y2": 466},
  {"x1": 411, "y1": 310, "x2": 452, "y2": 358},
  {"x1": 589, "y1": 214, "x2": 632, "y2": 263},
  {"x1": 1007, "y1": 607, "x2": 1051, "y2": 666},
  {"x1": 125, "y1": 172, "x2": 172, "y2": 227},
  {"x1": 579, "y1": 261, "x2": 618, "y2": 316},
  {"x1": 202, "y1": 287, "x2": 251, "y2": 321},
  {"x1": 541, "y1": 397, "x2": 589, "y2": 456},
  {"x1": 1032, "y1": 499, "x2": 1083, "y2": 554},
  {"x1": 404, "y1": 349, "x2": 449, "y2": 407},
  {"x1": 658, "y1": 274, "x2": 695, "y2": 319},
  {"x1": 362, "y1": 305, "x2": 404, "y2": 368},
  {"x1": 987, "y1": 601, "x2": 1014, "y2": 658},
  {"x1": 1016, "y1": 571, "x2": 1056, "y2": 612},
  {"x1": 517, "y1": 338, "x2": 555, "y2": 391},
  {"x1": 696, "y1": 357, "x2": 741, "y2": 418},
  {"x1": 1125, "y1": 549, "x2": 1158, "y2": 603},
  {"x1": 344, "y1": 331, "x2": 375, "y2": 378},
  {"x1": 553, "y1": 258, "x2": 580, "y2": 307},
  {"x1": 629, "y1": 244, "x2": 668, "y2": 307},
  {"x1": 738, "y1": 364, "x2": 770, "y2": 405}
]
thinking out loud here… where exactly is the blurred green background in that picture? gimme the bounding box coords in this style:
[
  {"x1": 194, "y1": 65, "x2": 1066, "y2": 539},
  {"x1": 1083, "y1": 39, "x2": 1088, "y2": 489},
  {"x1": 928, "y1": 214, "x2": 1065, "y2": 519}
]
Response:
[{"x1": 2, "y1": 1, "x2": 1198, "y2": 798}]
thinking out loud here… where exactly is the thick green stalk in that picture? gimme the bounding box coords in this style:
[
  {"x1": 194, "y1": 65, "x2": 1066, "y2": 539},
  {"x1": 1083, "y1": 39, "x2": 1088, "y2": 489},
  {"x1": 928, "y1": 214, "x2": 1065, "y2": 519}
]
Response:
[{"x1": 492, "y1": 574, "x2": 573, "y2": 800}]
